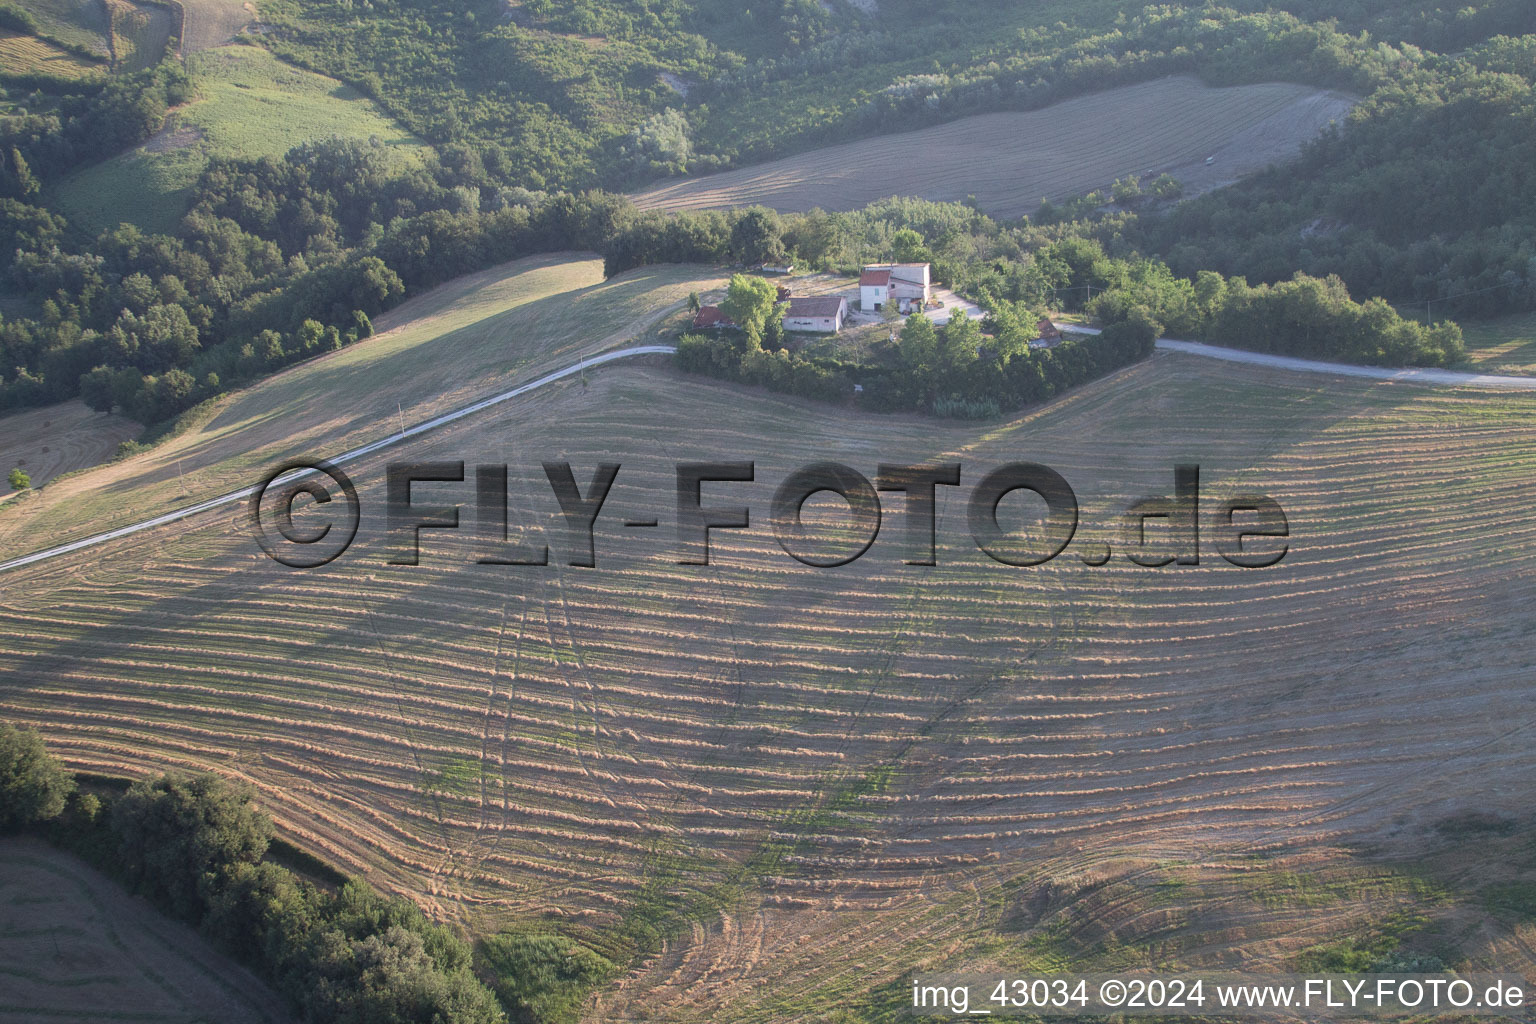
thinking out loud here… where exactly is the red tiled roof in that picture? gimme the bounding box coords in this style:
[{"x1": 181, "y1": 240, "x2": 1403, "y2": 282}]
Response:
[
  {"x1": 859, "y1": 269, "x2": 891, "y2": 286},
  {"x1": 786, "y1": 296, "x2": 846, "y2": 318},
  {"x1": 693, "y1": 305, "x2": 734, "y2": 329}
]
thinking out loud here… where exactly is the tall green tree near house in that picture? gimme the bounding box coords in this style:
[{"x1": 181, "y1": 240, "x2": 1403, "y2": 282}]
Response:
[
  {"x1": 941, "y1": 312, "x2": 983, "y2": 368},
  {"x1": 892, "y1": 228, "x2": 932, "y2": 264},
  {"x1": 719, "y1": 274, "x2": 781, "y2": 350}
]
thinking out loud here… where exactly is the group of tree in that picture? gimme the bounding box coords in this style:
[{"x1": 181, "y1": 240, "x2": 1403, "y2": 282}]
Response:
[
  {"x1": 0, "y1": 127, "x2": 634, "y2": 421},
  {"x1": 1, "y1": 62, "x2": 188, "y2": 193},
  {"x1": 675, "y1": 268, "x2": 1161, "y2": 418}
]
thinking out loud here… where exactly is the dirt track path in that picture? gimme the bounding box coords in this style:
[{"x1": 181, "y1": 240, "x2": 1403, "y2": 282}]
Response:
[
  {"x1": 1067, "y1": 325, "x2": 1536, "y2": 389},
  {"x1": 1154, "y1": 337, "x2": 1536, "y2": 389}
]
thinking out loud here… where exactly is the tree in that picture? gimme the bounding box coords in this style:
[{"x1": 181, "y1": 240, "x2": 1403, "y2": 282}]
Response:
[
  {"x1": 110, "y1": 773, "x2": 274, "y2": 920},
  {"x1": 106, "y1": 304, "x2": 200, "y2": 373},
  {"x1": 622, "y1": 109, "x2": 693, "y2": 177},
  {"x1": 0, "y1": 722, "x2": 74, "y2": 829},
  {"x1": 940, "y1": 312, "x2": 982, "y2": 368},
  {"x1": 729, "y1": 208, "x2": 785, "y2": 267},
  {"x1": 201, "y1": 860, "x2": 318, "y2": 974},
  {"x1": 6, "y1": 148, "x2": 39, "y2": 200},
  {"x1": 719, "y1": 274, "x2": 780, "y2": 350},
  {"x1": 897, "y1": 312, "x2": 939, "y2": 370},
  {"x1": 79, "y1": 365, "x2": 116, "y2": 412},
  {"x1": 152, "y1": 368, "x2": 196, "y2": 420},
  {"x1": 891, "y1": 228, "x2": 931, "y2": 264},
  {"x1": 8, "y1": 467, "x2": 30, "y2": 491},
  {"x1": 306, "y1": 923, "x2": 506, "y2": 1024}
]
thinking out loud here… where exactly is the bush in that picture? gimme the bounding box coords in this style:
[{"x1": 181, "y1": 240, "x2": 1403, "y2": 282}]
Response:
[
  {"x1": 110, "y1": 772, "x2": 274, "y2": 920},
  {"x1": 301, "y1": 881, "x2": 505, "y2": 1024},
  {"x1": 7, "y1": 467, "x2": 29, "y2": 490},
  {"x1": 932, "y1": 396, "x2": 1001, "y2": 419},
  {"x1": 0, "y1": 722, "x2": 74, "y2": 829},
  {"x1": 477, "y1": 932, "x2": 614, "y2": 1024},
  {"x1": 0, "y1": 2, "x2": 41, "y2": 35}
]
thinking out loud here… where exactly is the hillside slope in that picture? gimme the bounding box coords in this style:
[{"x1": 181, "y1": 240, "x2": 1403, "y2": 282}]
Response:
[
  {"x1": 2, "y1": 346, "x2": 1533, "y2": 1020},
  {"x1": 0, "y1": 254, "x2": 724, "y2": 557},
  {"x1": 56, "y1": 45, "x2": 426, "y2": 235}
]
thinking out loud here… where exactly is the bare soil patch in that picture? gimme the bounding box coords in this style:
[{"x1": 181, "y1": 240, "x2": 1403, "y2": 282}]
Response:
[
  {"x1": 178, "y1": 0, "x2": 256, "y2": 51},
  {"x1": 0, "y1": 837, "x2": 292, "y2": 1023}
]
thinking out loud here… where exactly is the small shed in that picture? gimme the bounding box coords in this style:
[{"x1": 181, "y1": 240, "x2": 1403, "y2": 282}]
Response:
[{"x1": 693, "y1": 305, "x2": 735, "y2": 330}]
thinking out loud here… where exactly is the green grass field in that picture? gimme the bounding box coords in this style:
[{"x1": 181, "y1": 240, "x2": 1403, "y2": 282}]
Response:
[
  {"x1": 1459, "y1": 311, "x2": 1536, "y2": 375},
  {"x1": 55, "y1": 44, "x2": 425, "y2": 235}
]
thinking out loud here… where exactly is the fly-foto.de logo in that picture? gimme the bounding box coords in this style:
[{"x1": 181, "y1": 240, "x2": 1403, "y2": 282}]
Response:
[{"x1": 249, "y1": 460, "x2": 1289, "y2": 571}]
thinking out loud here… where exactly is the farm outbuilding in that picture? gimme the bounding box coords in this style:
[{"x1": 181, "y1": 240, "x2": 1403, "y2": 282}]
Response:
[
  {"x1": 783, "y1": 295, "x2": 848, "y2": 333},
  {"x1": 692, "y1": 305, "x2": 735, "y2": 330}
]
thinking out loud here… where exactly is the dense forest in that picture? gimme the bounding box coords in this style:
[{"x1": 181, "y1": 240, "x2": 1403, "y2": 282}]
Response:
[{"x1": 0, "y1": 0, "x2": 1531, "y2": 429}]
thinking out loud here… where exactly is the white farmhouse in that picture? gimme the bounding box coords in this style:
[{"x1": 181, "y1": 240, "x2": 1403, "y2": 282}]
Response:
[
  {"x1": 783, "y1": 295, "x2": 848, "y2": 333},
  {"x1": 860, "y1": 263, "x2": 932, "y2": 312}
]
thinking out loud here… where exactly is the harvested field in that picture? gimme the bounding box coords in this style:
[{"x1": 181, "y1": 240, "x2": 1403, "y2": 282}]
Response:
[
  {"x1": 1, "y1": 330, "x2": 1534, "y2": 1019},
  {"x1": 178, "y1": 0, "x2": 255, "y2": 50},
  {"x1": 104, "y1": 0, "x2": 171, "y2": 72},
  {"x1": 0, "y1": 837, "x2": 292, "y2": 1023},
  {"x1": 0, "y1": 27, "x2": 104, "y2": 77},
  {"x1": 0, "y1": 399, "x2": 138, "y2": 495},
  {"x1": 1462, "y1": 310, "x2": 1536, "y2": 376},
  {"x1": 633, "y1": 76, "x2": 1356, "y2": 219}
]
